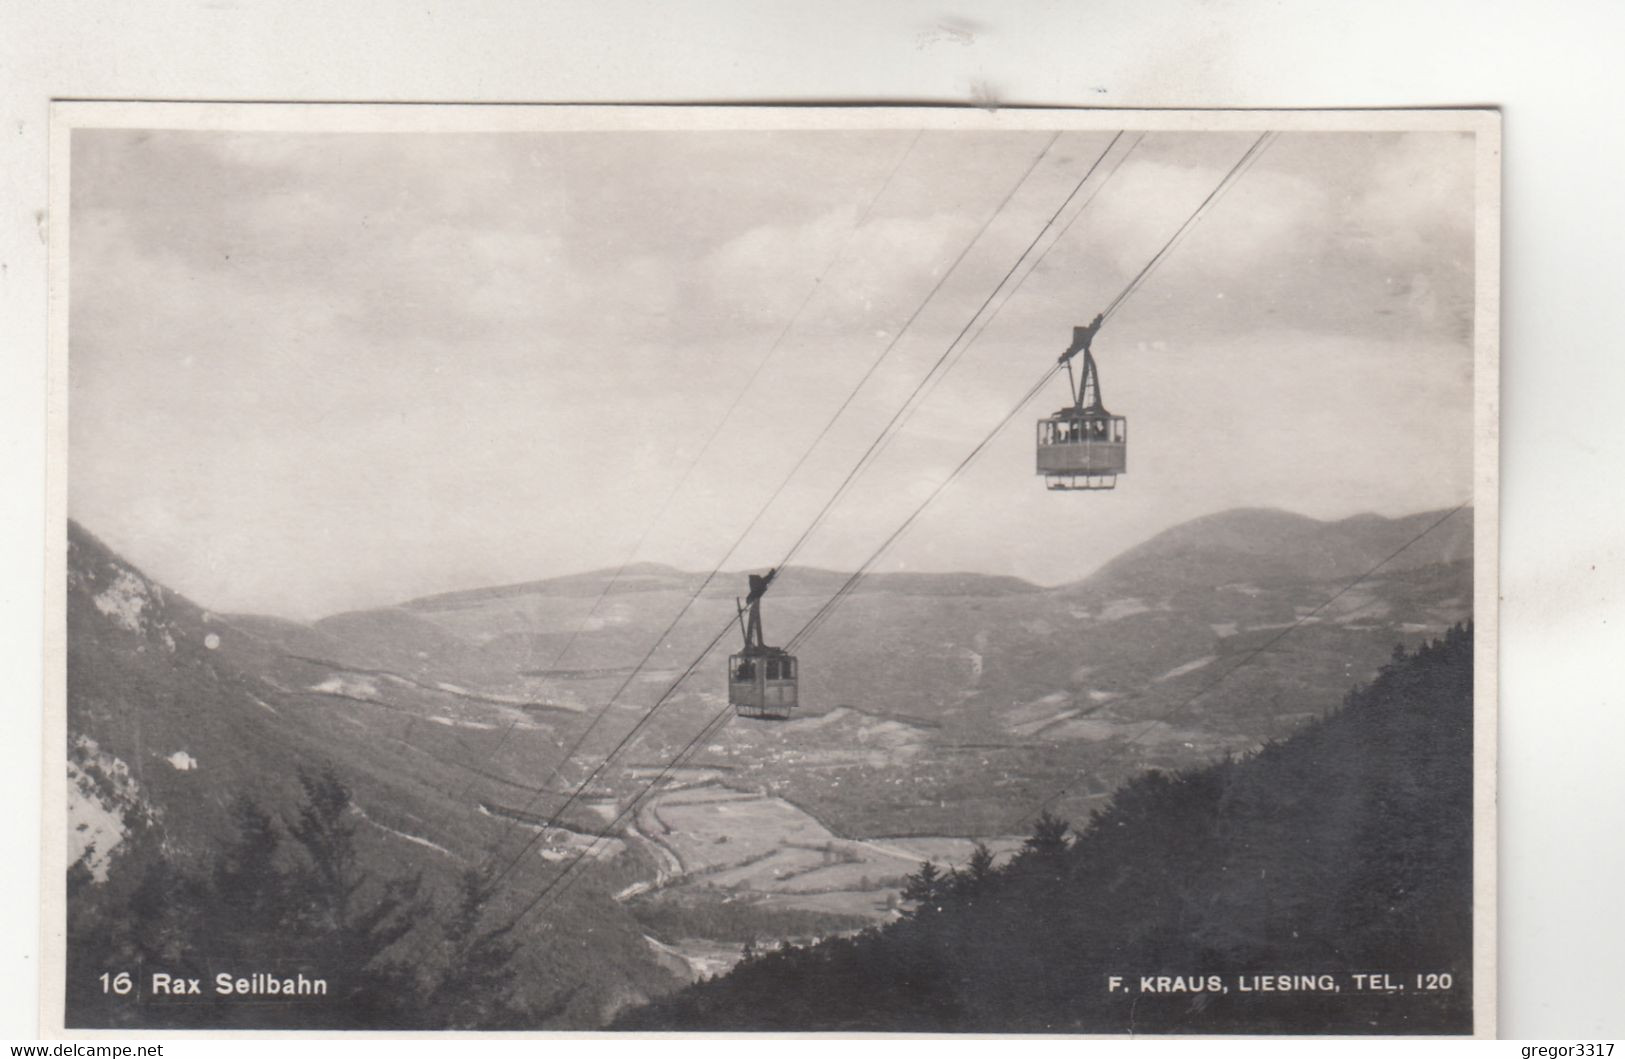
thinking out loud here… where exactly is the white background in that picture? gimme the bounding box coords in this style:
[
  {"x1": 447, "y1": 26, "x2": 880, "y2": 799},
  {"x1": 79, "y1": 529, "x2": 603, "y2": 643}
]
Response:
[{"x1": 3, "y1": 0, "x2": 1621, "y2": 1041}]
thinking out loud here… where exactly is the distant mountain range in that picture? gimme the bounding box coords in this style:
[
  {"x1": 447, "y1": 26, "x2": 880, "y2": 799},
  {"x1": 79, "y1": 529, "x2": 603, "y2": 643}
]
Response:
[
  {"x1": 63, "y1": 504, "x2": 1472, "y2": 1028},
  {"x1": 1085, "y1": 506, "x2": 1470, "y2": 594}
]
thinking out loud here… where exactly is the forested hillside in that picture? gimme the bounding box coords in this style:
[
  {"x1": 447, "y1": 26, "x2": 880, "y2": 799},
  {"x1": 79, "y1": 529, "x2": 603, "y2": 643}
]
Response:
[
  {"x1": 66, "y1": 771, "x2": 549, "y2": 1030},
  {"x1": 617, "y1": 625, "x2": 1476, "y2": 1034}
]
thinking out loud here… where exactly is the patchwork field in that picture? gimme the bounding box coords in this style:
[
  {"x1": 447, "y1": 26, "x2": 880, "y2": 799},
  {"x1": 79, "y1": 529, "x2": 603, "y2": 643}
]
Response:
[{"x1": 625, "y1": 782, "x2": 1021, "y2": 921}]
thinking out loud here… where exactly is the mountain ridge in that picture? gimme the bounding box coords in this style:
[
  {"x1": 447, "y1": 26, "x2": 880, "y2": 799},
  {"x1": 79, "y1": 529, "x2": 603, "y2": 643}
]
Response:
[
  {"x1": 324, "y1": 503, "x2": 1472, "y2": 623},
  {"x1": 1076, "y1": 505, "x2": 1471, "y2": 597}
]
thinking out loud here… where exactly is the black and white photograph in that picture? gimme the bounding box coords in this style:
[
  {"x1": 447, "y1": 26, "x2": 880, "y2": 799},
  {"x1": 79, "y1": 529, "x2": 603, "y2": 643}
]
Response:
[{"x1": 48, "y1": 105, "x2": 1497, "y2": 1035}]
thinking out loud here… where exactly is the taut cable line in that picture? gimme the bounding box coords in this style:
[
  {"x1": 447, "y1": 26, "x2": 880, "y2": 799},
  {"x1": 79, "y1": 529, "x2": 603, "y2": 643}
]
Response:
[
  {"x1": 501, "y1": 130, "x2": 1279, "y2": 922},
  {"x1": 484, "y1": 133, "x2": 1131, "y2": 904},
  {"x1": 468, "y1": 132, "x2": 925, "y2": 849},
  {"x1": 509, "y1": 366, "x2": 1066, "y2": 925},
  {"x1": 478, "y1": 131, "x2": 1089, "y2": 891}
]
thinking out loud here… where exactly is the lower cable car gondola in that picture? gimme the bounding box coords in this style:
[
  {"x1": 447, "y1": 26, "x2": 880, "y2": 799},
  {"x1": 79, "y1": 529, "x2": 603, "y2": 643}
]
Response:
[
  {"x1": 728, "y1": 568, "x2": 798, "y2": 720},
  {"x1": 1037, "y1": 314, "x2": 1126, "y2": 491}
]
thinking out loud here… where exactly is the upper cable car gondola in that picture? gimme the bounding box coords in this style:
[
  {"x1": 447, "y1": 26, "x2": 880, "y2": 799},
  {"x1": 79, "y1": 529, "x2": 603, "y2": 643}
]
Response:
[
  {"x1": 1036, "y1": 313, "x2": 1126, "y2": 491},
  {"x1": 728, "y1": 568, "x2": 798, "y2": 720}
]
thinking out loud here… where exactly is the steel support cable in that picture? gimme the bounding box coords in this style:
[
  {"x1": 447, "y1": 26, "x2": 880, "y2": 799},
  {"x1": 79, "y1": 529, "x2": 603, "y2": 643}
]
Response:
[
  {"x1": 798, "y1": 499, "x2": 1463, "y2": 842},
  {"x1": 1005, "y1": 500, "x2": 1471, "y2": 834},
  {"x1": 470, "y1": 132, "x2": 924, "y2": 858},
  {"x1": 512, "y1": 363, "x2": 1068, "y2": 926},
  {"x1": 406, "y1": 623, "x2": 741, "y2": 962},
  {"x1": 742, "y1": 130, "x2": 1066, "y2": 570},
  {"x1": 512, "y1": 128, "x2": 1292, "y2": 923},
  {"x1": 771, "y1": 132, "x2": 1128, "y2": 572},
  {"x1": 497, "y1": 132, "x2": 1118, "y2": 876},
  {"x1": 477, "y1": 132, "x2": 1083, "y2": 885},
  {"x1": 783, "y1": 133, "x2": 1146, "y2": 564},
  {"x1": 499, "y1": 134, "x2": 1144, "y2": 914},
  {"x1": 538, "y1": 129, "x2": 925, "y2": 681},
  {"x1": 476, "y1": 606, "x2": 737, "y2": 891},
  {"x1": 949, "y1": 133, "x2": 1146, "y2": 406},
  {"x1": 504, "y1": 698, "x2": 740, "y2": 926},
  {"x1": 493, "y1": 130, "x2": 1132, "y2": 909},
  {"x1": 788, "y1": 366, "x2": 1063, "y2": 652},
  {"x1": 791, "y1": 135, "x2": 1278, "y2": 655},
  {"x1": 1114, "y1": 131, "x2": 1275, "y2": 317},
  {"x1": 1100, "y1": 132, "x2": 1275, "y2": 326},
  {"x1": 606, "y1": 129, "x2": 1072, "y2": 624},
  {"x1": 478, "y1": 606, "x2": 743, "y2": 892}
]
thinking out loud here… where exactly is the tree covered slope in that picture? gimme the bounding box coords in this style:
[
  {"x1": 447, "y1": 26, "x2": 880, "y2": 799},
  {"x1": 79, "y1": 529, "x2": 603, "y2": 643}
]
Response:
[{"x1": 617, "y1": 625, "x2": 1475, "y2": 1034}]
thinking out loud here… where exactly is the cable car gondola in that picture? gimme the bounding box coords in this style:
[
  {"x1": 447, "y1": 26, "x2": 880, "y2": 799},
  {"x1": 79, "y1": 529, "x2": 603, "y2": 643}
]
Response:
[
  {"x1": 1037, "y1": 314, "x2": 1126, "y2": 491},
  {"x1": 728, "y1": 568, "x2": 798, "y2": 720}
]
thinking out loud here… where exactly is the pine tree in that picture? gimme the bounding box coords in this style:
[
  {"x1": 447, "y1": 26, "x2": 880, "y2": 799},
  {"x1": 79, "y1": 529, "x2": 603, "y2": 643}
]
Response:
[
  {"x1": 421, "y1": 866, "x2": 529, "y2": 1029},
  {"x1": 210, "y1": 797, "x2": 297, "y2": 962},
  {"x1": 280, "y1": 769, "x2": 425, "y2": 1026},
  {"x1": 902, "y1": 860, "x2": 942, "y2": 904},
  {"x1": 967, "y1": 843, "x2": 995, "y2": 886},
  {"x1": 1023, "y1": 811, "x2": 1071, "y2": 858}
]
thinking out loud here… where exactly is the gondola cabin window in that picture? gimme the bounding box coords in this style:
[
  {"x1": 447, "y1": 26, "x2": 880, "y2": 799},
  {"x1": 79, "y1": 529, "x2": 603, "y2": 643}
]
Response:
[{"x1": 729, "y1": 656, "x2": 795, "y2": 683}]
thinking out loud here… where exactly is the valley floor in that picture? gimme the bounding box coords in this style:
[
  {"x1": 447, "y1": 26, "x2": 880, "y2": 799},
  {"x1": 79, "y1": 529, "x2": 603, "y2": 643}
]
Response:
[{"x1": 613, "y1": 776, "x2": 1024, "y2": 981}]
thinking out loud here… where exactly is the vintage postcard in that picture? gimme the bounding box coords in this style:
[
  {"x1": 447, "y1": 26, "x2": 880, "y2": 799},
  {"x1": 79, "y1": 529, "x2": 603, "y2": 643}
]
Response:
[{"x1": 43, "y1": 103, "x2": 1498, "y2": 1036}]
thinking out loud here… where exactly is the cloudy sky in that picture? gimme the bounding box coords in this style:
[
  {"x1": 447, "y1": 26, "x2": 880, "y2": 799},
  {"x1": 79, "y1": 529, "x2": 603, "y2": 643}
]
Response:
[{"x1": 69, "y1": 122, "x2": 1477, "y2": 619}]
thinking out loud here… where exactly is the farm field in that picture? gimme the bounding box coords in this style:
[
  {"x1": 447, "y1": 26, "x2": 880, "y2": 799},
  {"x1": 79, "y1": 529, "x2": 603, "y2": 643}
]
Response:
[{"x1": 626, "y1": 782, "x2": 1024, "y2": 925}]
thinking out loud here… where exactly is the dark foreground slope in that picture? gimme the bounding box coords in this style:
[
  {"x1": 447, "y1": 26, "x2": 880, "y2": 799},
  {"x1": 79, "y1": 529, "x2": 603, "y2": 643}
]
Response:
[{"x1": 617, "y1": 625, "x2": 1475, "y2": 1034}]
